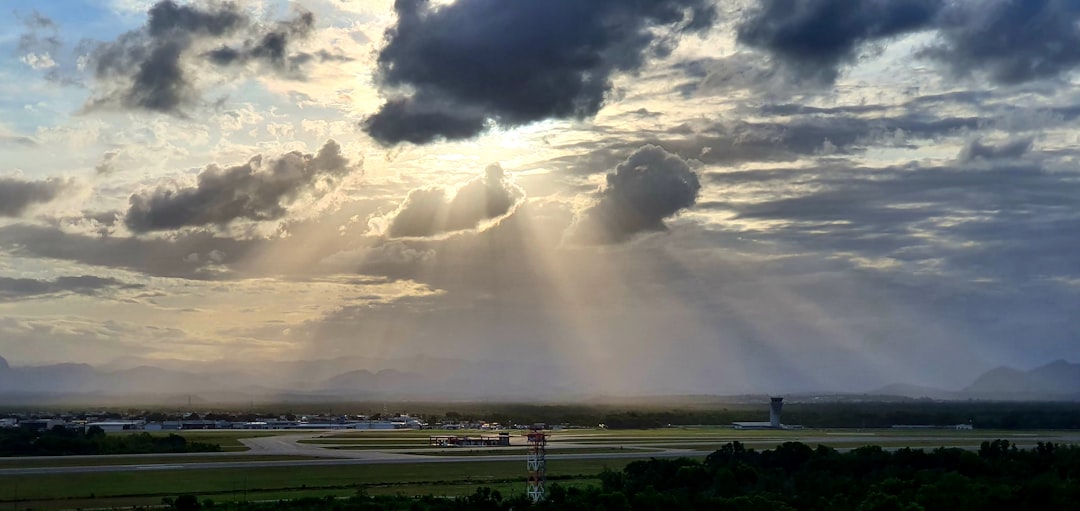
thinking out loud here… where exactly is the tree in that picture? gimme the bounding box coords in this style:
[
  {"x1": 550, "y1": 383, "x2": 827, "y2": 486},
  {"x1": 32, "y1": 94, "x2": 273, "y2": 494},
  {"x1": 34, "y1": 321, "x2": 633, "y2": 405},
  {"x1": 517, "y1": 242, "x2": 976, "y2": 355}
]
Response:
[
  {"x1": 85, "y1": 425, "x2": 106, "y2": 440},
  {"x1": 173, "y1": 494, "x2": 200, "y2": 511}
]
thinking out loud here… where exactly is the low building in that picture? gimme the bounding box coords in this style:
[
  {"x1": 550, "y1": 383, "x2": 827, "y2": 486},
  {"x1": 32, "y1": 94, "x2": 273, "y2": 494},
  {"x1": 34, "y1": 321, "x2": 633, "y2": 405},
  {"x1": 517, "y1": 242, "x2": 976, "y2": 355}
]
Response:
[
  {"x1": 86, "y1": 421, "x2": 144, "y2": 432},
  {"x1": 19, "y1": 419, "x2": 66, "y2": 431},
  {"x1": 430, "y1": 433, "x2": 511, "y2": 447}
]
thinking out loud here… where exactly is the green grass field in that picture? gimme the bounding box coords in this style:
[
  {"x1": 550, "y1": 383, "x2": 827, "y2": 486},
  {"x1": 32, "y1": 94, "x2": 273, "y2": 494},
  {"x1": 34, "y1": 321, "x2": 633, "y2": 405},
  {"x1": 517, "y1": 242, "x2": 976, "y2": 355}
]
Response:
[
  {"x1": 0, "y1": 454, "x2": 320, "y2": 468},
  {"x1": 363, "y1": 477, "x2": 600, "y2": 498},
  {"x1": 0, "y1": 457, "x2": 667, "y2": 510}
]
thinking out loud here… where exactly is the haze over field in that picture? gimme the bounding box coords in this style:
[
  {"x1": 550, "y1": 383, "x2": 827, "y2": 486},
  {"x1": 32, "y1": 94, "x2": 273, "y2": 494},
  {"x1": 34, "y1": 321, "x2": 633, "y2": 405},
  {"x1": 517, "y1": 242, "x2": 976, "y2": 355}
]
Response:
[{"x1": 1, "y1": 0, "x2": 1079, "y2": 396}]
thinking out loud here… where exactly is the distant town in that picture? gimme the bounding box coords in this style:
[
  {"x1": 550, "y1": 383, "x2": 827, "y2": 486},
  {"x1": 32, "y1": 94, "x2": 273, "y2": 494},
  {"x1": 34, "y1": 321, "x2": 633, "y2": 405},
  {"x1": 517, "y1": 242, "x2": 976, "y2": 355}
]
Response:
[{"x1": 0, "y1": 410, "x2": 575, "y2": 433}]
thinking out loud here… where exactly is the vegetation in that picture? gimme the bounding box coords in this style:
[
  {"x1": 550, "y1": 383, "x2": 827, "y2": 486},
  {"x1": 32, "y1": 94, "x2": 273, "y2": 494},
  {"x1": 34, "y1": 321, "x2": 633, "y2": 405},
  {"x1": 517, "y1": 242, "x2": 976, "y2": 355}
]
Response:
[
  {"x1": 0, "y1": 425, "x2": 220, "y2": 456},
  {"x1": 7, "y1": 400, "x2": 1080, "y2": 431},
  {"x1": 594, "y1": 402, "x2": 1080, "y2": 429},
  {"x1": 0, "y1": 454, "x2": 318, "y2": 468},
  {"x1": 0, "y1": 457, "x2": 638, "y2": 507},
  {"x1": 147, "y1": 440, "x2": 1080, "y2": 511}
]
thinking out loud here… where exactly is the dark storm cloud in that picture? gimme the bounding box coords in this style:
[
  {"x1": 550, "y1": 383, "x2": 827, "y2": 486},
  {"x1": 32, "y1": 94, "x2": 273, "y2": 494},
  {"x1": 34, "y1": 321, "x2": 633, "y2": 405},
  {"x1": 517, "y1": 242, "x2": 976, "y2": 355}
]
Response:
[
  {"x1": 87, "y1": 0, "x2": 245, "y2": 113},
  {"x1": 363, "y1": 0, "x2": 717, "y2": 145},
  {"x1": 736, "y1": 0, "x2": 941, "y2": 84},
  {"x1": 736, "y1": 0, "x2": 1080, "y2": 86},
  {"x1": 379, "y1": 164, "x2": 525, "y2": 238},
  {"x1": 927, "y1": 0, "x2": 1080, "y2": 85},
  {"x1": 124, "y1": 140, "x2": 355, "y2": 232},
  {"x1": 204, "y1": 11, "x2": 313, "y2": 66},
  {"x1": 0, "y1": 275, "x2": 141, "y2": 301},
  {"x1": 202, "y1": 11, "x2": 350, "y2": 75},
  {"x1": 86, "y1": 0, "x2": 326, "y2": 114},
  {"x1": 0, "y1": 223, "x2": 256, "y2": 280},
  {"x1": 959, "y1": 138, "x2": 1034, "y2": 162},
  {"x1": 0, "y1": 176, "x2": 72, "y2": 217},
  {"x1": 568, "y1": 145, "x2": 701, "y2": 244},
  {"x1": 362, "y1": 97, "x2": 488, "y2": 146}
]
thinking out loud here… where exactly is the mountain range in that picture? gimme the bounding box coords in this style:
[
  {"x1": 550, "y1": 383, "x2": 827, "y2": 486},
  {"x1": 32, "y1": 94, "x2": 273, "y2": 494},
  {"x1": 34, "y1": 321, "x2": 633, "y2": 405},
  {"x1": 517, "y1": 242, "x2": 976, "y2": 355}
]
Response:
[
  {"x1": 1, "y1": 355, "x2": 1077, "y2": 404},
  {"x1": 0, "y1": 354, "x2": 593, "y2": 403},
  {"x1": 873, "y1": 359, "x2": 1080, "y2": 401}
]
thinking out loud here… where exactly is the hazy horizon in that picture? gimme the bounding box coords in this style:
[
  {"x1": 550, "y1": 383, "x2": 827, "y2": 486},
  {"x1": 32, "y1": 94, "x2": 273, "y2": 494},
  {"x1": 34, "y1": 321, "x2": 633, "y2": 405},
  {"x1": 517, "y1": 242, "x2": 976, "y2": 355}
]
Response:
[{"x1": 2, "y1": 1, "x2": 1079, "y2": 397}]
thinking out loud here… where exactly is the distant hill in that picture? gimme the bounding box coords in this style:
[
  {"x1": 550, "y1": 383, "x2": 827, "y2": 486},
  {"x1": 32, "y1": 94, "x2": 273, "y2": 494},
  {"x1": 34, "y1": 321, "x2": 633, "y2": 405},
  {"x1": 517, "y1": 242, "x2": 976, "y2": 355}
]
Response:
[
  {"x1": 963, "y1": 359, "x2": 1080, "y2": 399},
  {"x1": 319, "y1": 369, "x2": 418, "y2": 392},
  {"x1": 874, "y1": 360, "x2": 1080, "y2": 401},
  {"x1": 0, "y1": 355, "x2": 592, "y2": 402},
  {"x1": 4, "y1": 355, "x2": 1078, "y2": 404}
]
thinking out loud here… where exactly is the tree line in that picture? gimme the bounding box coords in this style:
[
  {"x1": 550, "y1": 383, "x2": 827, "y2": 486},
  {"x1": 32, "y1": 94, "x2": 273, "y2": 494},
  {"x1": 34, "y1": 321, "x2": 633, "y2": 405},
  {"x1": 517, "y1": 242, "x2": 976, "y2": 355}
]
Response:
[{"x1": 0, "y1": 425, "x2": 220, "y2": 456}]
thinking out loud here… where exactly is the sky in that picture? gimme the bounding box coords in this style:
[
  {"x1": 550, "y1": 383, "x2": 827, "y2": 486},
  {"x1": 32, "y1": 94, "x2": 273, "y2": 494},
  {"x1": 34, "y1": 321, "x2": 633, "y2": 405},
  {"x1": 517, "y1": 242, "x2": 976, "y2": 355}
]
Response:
[{"x1": 1, "y1": 0, "x2": 1078, "y2": 395}]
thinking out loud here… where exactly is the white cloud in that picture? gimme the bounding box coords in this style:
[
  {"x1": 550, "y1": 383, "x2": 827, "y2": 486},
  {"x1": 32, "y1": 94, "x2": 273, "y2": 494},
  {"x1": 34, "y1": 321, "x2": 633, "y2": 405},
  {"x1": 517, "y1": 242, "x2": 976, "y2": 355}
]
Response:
[{"x1": 20, "y1": 53, "x2": 56, "y2": 70}]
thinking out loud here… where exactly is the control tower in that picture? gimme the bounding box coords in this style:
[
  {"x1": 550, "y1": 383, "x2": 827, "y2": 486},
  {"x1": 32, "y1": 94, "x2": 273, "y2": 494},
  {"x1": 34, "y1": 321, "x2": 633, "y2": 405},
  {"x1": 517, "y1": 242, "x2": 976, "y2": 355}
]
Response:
[{"x1": 769, "y1": 397, "x2": 783, "y2": 428}]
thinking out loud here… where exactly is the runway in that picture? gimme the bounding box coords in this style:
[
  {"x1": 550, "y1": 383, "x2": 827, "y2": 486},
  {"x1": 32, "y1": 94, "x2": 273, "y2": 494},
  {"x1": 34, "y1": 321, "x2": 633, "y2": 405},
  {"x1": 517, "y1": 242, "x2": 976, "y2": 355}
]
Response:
[
  {"x1": 0, "y1": 449, "x2": 703, "y2": 476},
  {"x1": 2, "y1": 430, "x2": 1077, "y2": 477}
]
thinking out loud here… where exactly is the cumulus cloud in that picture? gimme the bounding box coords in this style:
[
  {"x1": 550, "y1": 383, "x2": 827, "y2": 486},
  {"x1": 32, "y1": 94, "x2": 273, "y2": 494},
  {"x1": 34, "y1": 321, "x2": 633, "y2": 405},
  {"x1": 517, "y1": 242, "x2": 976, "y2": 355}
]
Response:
[
  {"x1": 0, "y1": 275, "x2": 141, "y2": 301},
  {"x1": 371, "y1": 164, "x2": 525, "y2": 238},
  {"x1": 737, "y1": 0, "x2": 941, "y2": 84},
  {"x1": 567, "y1": 145, "x2": 701, "y2": 244},
  {"x1": 85, "y1": 0, "x2": 329, "y2": 114},
  {"x1": 0, "y1": 176, "x2": 73, "y2": 217},
  {"x1": 927, "y1": 0, "x2": 1080, "y2": 85},
  {"x1": 362, "y1": 0, "x2": 716, "y2": 145},
  {"x1": 124, "y1": 140, "x2": 356, "y2": 232},
  {"x1": 959, "y1": 137, "x2": 1034, "y2": 162},
  {"x1": 16, "y1": 11, "x2": 61, "y2": 71}
]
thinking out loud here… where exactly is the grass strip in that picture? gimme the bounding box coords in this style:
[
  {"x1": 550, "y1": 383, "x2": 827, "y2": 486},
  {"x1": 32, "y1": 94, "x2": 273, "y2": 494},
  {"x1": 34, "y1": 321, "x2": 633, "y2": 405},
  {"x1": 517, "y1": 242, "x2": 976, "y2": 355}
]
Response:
[
  {"x1": 0, "y1": 457, "x2": 662, "y2": 505},
  {"x1": 9, "y1": 477, "x2": 604, "y2": 510},
  {"x1": 0, "y1": 455, "x2": 321, "y2": 469}
]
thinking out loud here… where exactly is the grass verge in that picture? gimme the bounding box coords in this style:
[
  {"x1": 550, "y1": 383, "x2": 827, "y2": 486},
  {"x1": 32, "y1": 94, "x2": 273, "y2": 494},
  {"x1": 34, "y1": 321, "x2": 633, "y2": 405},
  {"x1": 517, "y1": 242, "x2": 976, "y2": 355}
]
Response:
[
  {"x1": 0, "y1": 455, "x2": 321, "y2": 469},
  {"x1": 0, "y1": 456, "x2": 677, "y2": 508}
]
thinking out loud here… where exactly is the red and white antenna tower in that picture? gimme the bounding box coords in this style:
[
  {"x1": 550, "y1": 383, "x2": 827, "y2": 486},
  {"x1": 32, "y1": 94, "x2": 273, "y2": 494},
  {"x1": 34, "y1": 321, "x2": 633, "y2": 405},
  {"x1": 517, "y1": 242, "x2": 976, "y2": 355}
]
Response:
[{"x1": 526, "y1": 427, "x2": 548, "y2": 502}]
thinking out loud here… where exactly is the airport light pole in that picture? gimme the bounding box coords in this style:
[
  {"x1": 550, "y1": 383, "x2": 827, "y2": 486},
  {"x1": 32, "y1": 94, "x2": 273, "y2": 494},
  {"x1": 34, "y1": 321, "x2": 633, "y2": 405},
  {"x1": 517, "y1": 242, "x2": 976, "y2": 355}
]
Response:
[{"x1": 526, "y1": 428, "x2": 548, "y2": 502}]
